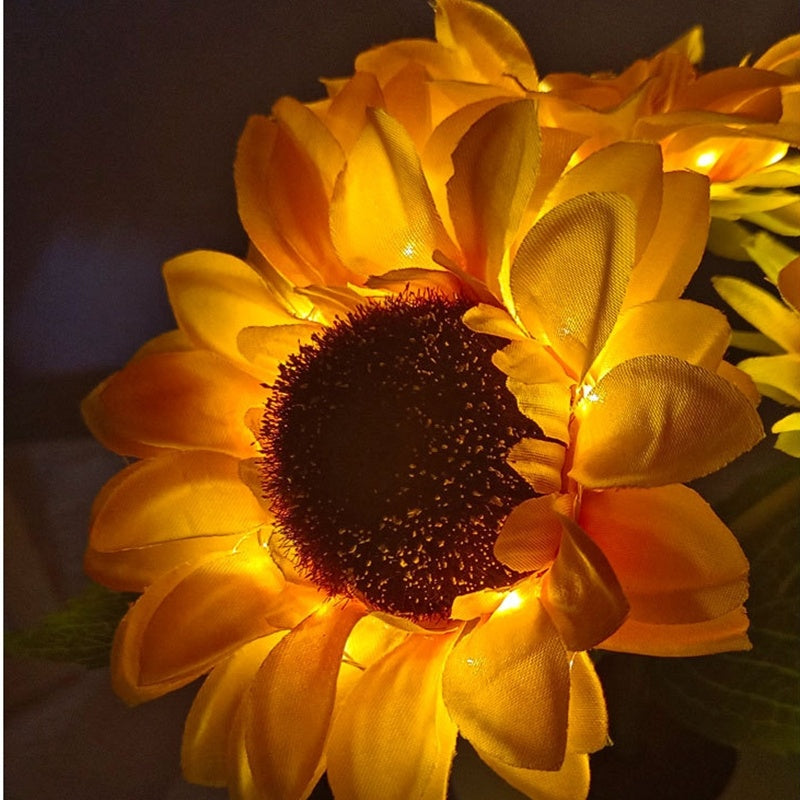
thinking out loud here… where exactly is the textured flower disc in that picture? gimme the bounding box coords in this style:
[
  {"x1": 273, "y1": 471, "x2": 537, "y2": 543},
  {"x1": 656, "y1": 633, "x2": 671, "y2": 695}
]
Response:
[{"x1": 260, "y1": 292, "x2": 542, "y2": 621}]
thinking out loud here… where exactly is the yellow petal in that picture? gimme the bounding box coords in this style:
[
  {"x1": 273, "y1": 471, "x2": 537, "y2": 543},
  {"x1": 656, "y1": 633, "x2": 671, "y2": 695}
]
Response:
[
  {"x1": 383, "y1": 61, "x2": 433, "y2": 150},
  {"x1": 739, "y1": 353, "x2": 800, "y2": 404},
  {"x1": 718, "y1": 360, "x2": 761, "y2": 406},
  {"x1": 422, "y1": 96, "x2": 519, "y2": 239},
  {"x1": 599, "y1": 607, "x2": 751, "y2": 657},
  {"x1": 774, "y1": 412, "x2": 800, "y2": 456},
  {"x1": 510, "y1": 192, "x2": 636, "y2": 378},
  {"x1": 84, "y1": 538, "x2": 246, "y2": 593},
  {"x1": 246, "y1": 602, "x2": 364, "y2": 800},
  {"x1": 236, "y1": 322, "x2": 322, "y2": 378},
  {"x1": 112, "y1": 545, "x2": 284, "y2": 704},
  {"x1": 476, "y1": 751, "x2": 590, "y2": 800},
  {"x1": 344, "y1": 614, "x2": 408, "y2": 670},
  {"x1": 182, "y1": 633, "x2": 284, "y2": 787},
  {"x1": 447, "y1": 99, "x2": 540, "y2": 292},
  {"x1": 623, "y1": 170, "x2": 710, "y2": 308},
  {"x1": 235, "y1": 114, "x2": 352, "y2": 286},
  {"x1": 581, "y1": 486, "x2": 748, "y2": 625},
  {"x1": 778, "y1": 256, "x2": 800, "y2": 311},
  {"x1": 272, "y1": 95, "x2": 345, "y2": 195},
  {"x1": 330, "y1": 108, "x2": 453, "y2": 276},
  {"x1": 713, "y1": 275, "x2": 800, "y2": 354},
  {"x1": 540, "y1": 516, "x2": 629, "y2": 651},
  {"x1": 89, "y1": 451, "x2": 267, "y2": 554},
  {"x1": 567, "y1": 653, "x2": 609, "y2": 754},
  {"x1": 506, "y1": 438, "x2": 567, "y2": 495},
  {"x1": 593, "y1": 300, "x2": 731, "y2": 380},
  {"x1": 322, "y1": 70, "x2": 385, "y2": 155},
  {"x1": 81, "y1": 351, "x2": 266, "y2": 459},
  {"x1": 492, "y1": 340, "x2": 573, "y2": 442},
  {"x1": 542, "y1": 142, "x2": 663, "y2": 260},
  {"x1": 435, "y1": 0, "x2": 538, "y2": 91},
  {"x1": 494, "y1": 494, "x2": 571, "y2": 572},
  {"x1": 327, "y1": 630, "x2": 459, "y2": 800},
  {"x1": 164, "y1": 251, "x2": 294, "y2": 366},
  {"x1": 571, "y1": 355, "x2": 764, "y2": 488},
  {"x1": 462, "y1": 302, "x2": 525, "y2": 340},
  {"x1": 442, "y1": 585, "x2": 570, "y2": 770}
]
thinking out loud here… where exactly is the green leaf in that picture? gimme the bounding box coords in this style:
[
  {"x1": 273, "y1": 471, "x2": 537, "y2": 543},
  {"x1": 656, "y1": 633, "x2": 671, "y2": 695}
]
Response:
[
  {"x1": 651, "y1": 462, "x2": 800, "y2": 754},
  {"x1": 6, "y1": 583, "x2": 137, "y2": 669}
]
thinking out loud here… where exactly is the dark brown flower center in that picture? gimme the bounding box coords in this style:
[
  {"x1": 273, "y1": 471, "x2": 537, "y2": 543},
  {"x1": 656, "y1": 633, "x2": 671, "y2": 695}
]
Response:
[{"x1": 259, "y1": 292, "x2": 540, "y2": 621}]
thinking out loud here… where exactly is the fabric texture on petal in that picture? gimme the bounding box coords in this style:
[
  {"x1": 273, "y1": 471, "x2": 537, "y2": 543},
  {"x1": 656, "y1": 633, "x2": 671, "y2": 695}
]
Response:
[
  {"x1": 541, "y1": 516, "x2": 629, "y2": 651},
  {"x1": 581, "y1": 485, "x2": 748, "y2": 624},
  {"x1": 494, "y1": 494, "x2": 570, "y2": 572},
  {"x1": 599, "y1": 607, "x2": 751, "y2": 657},
  {"x1": 327, "y1": 629, "x2": 459, "y2": 800},
  {"x1": 164, "y1": 251, "x2": 294, "y2": 365},
  {"x1": 112, "y1": 546, "x2": 284, "y2": 703},
  {"x1": 571, "y1": 355, "x2": 764, "y2": 488},
  {"x1": 330, "y1": 108, "x2": 453, "y2": 276},
  {"x1": 442, "y1": 587, "x2": 570, "y2": 771},
  {"x1": 477, "y1": 750, "x2": 590, "y2": 800},
  {"x1": 182, "y1": 634, "x2": 285, "y2": 787},
  {"x1": 82, "y1": 351, "x2": 265, "y2": 459},
  {"x1": 246, "y1": 602, "x2": 364, "y2": 800},
  {"x1": 510, "y1": 192, "x2": 636, "y2": 378},
  {"x1": 447, "y1": 99, "x2": 539, "y2": 292}
]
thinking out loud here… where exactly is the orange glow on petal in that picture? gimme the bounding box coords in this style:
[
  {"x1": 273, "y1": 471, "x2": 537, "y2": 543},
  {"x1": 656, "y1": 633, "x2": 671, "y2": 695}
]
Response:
[{"x1": 442, "y1": 588, "x2": 570, "y2": 771}]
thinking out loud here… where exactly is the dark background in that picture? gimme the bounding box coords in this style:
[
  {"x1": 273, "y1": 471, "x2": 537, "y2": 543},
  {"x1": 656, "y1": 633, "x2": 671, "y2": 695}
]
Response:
[{"x1": 5, "y1": 2, "x2": 799, "y2": 799}]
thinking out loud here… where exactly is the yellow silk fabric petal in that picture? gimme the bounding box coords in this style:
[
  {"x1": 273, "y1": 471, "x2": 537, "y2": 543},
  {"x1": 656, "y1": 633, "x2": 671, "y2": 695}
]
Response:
[
  {"x1": 774, "y1": 412, "x2": 800, "y2": 456},
  {"x1": 272, "y1": 96, "x2": 345, "y2": 195},
  {"x1": 82, "y1": 351, "x2": 265, "y2": 459},
  {"x1": 541, "y1": 516, "x2": 629, "y2": 651},
  {"x1": 422, "y1": 96, "x2": 518, "y2": 239},
  {"x1": 89, "y1": 451, "x2": 267, "y2": 553},
  {"x1": 477, "y1": 751, "x2": 590, "y2": 800},
  {"x1": 344, "y1": 614, "x2": 408, "y2": 670},
  {"x1": 330, "y1": 108, "x2": 452, "y2": 276},
  {"x1": 542, "y1": 142, "x2": 663, "y2": 260},
  {"x1": 246, "y1": 603, "x2": 364, "y2": 800},
  {"x1": 623, "y1": 170, "x2": 709, "y2": 308},
  {"x1": 85, "y1": 536, "x2": 246, "y2": 594},
  {"x1": 599, "y1": 607, "x2": 751, "y2": 657},
  {"x1": 236, "y1": 323, "x2": 322, "y2": 378},
  {"x1": 510, "y1": 192, "x2": 636, "y2": 378},
  {"x1": 382, "y1": 61, "x2": 433, "y2": 151},
  {"x1": 112, "y1": 546, "x2": 284, "y2": 704},
  {"x1": 494, "y1": 494, "x2": 570, "y2": 572},
  {"x1": 593, "y1": 300, "x2": 730, "y2": 380},
  {"x1": 738, "y1": 353, "x2": 800, "y2": 404},
  {"x1": 182, "y1": 634, "x2": 284, "y2": 787},
  {"x1": 235, "y1": 115, "x2": 351, "y2": 287},
  {"x1": 713, "y1": 275, "x2": 800, "y2": 353},
  {"x1": 462, "y1": 302, "x2": 525, "y2": 340},
  {"x1": 581, "y1": 486, "x2": 748, "y2": 625},
  {"x1": 507, "y1": 439, "x2": 567, "y2": 495},
  {"x1": 447, "y1": 99, "x2": 540, "y2": 291},
  {"x1": 493, "y1": 340, "x2": 572, "y2": 442},
  {"x1": 567, "y1": 653, "x2": 609, "y2": 754},
  {"x1": 321, "y1": 70, "x2": 385, "y2": 154},
  {"x1": 442, "y1": 588, "x2": 570, "y2": 771},
  {"x1": 778, "y1": 256, "x2": 800, "y2": 311},
  {"x1": 164, "y1": 251, "x2": 294, "y2": 366},
  {"x1": 327, "y1": 630, "x2": 459, "y2": 800},
  {"x1": 571, "y1": 355, "x2": 764, "y2": 488},
  {"x1": 435, "y1": 0, "x2": 538, "y2": 91}
]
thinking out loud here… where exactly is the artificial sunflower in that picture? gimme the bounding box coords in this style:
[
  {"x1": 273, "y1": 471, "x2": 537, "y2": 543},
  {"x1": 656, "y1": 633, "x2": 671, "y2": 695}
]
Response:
[
  {"x1": 84, "y1": 6, "x2": 765, "y2": 800},
  {"x1": 343, "y1": 0, "x2": 800, "y2": 238},
  {"x1": 714, "y1": 228, "x2": 800, "y2": 456}
]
